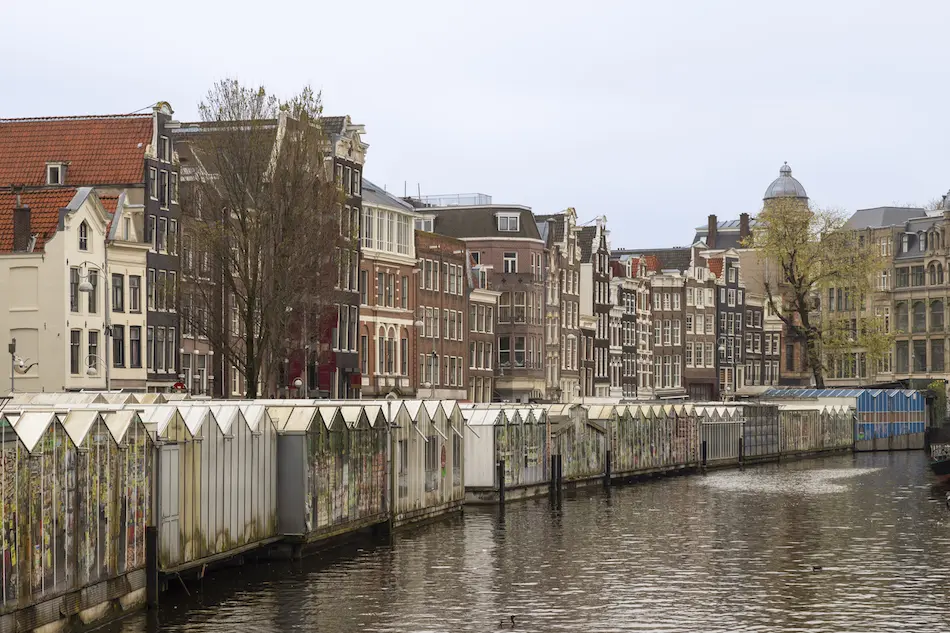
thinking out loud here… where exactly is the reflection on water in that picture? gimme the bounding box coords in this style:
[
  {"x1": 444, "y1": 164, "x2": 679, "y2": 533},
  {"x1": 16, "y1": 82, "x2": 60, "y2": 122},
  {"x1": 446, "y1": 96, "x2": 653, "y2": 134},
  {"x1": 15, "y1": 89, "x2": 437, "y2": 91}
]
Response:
[{"x1": 102, "y1": 452, "x2": 950, "y2": 633}]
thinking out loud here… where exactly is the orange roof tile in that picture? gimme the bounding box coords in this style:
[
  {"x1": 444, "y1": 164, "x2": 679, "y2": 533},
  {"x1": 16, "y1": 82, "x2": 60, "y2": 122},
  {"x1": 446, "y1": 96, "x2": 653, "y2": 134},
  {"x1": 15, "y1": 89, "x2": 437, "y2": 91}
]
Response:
[
  {"x1": 708, "y1": 257, "x2": 724, "y2": 278},
  {"x1": 99, "y1": 194, "x2": 120, "y2": 236},
  {"x1": 628, "y1": 257, "x2": 641, "y2": 278},
  {"x1": 0, "y1": 115, "x2": 152, "y2": 187},
  {"x1": 0, "y1": 188, "x2": 78, "y2": 252},
  {"x1": 644, "y1": 255, "x2": 660, "y2": 272}
]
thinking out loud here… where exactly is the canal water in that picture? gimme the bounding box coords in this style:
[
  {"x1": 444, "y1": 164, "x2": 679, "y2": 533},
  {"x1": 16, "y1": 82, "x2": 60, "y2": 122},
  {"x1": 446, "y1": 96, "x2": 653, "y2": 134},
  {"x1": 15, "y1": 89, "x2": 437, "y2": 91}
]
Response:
[{"x1": 104, "y1": 451, "x2": 950, "y2": 632}]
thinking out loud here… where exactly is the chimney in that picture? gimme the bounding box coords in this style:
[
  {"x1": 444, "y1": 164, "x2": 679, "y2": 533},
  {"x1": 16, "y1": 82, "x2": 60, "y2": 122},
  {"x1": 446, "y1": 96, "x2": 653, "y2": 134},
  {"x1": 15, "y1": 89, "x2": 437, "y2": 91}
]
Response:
[
  {"x1": 707, "y1": 214, "x2": 718, "y2": 249},
  {"x1": 739, "y1": 212, "x2": 750, "y2": 241},
  {"x1": 13, "y1": 200, "x2": 31, "y2": 253}
]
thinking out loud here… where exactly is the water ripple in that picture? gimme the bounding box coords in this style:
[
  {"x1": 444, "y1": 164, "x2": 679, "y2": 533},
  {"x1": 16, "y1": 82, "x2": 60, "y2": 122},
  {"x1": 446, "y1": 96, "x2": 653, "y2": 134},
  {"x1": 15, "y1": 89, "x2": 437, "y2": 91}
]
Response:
[{"x1": 101, "y1": 452, "x2": 949, "y2": 633}]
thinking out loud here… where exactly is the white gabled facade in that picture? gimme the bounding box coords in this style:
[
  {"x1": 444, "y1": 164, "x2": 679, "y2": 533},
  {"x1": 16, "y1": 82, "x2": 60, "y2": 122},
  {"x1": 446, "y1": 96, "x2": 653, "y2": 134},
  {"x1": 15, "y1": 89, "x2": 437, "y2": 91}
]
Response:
[
  {"x1": 106, "y1": 193, "x2": 150, "y2": 390},
  {"x1": 0, "y1": 188, "x2": 109, "y2": 391}
]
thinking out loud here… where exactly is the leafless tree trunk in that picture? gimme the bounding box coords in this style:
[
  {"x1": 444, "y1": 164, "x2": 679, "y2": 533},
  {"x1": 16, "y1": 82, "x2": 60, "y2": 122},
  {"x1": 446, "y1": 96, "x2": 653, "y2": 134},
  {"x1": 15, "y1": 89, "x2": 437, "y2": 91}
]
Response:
[{"x1": 177, "y1": 80, "x2": 347, "y2": 398}]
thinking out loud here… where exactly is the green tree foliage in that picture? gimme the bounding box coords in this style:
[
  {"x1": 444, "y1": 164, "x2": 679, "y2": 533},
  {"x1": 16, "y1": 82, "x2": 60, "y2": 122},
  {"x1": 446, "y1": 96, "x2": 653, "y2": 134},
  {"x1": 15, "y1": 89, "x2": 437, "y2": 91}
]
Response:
[{"x1": 747, "y1": 197, "x2": 892, "y2": 388}]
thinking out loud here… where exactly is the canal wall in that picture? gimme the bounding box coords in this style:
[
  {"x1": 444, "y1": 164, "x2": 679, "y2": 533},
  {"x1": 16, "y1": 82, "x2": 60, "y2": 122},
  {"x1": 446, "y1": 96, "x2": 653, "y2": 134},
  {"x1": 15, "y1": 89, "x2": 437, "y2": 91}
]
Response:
[{"x1": 0, "y1": 391, "x2": 929, "y2": 632}]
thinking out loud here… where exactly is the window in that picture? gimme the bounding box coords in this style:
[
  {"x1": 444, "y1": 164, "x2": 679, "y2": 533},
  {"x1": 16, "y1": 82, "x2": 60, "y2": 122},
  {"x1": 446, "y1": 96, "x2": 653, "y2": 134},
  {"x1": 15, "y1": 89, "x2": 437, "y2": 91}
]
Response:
[
  {"x1": 79, "y1": 332, "x2": 98, "y2": 379},
  {"x1": 159, "y1": 170, "x2": 169, "y2": 208},
  {"x1": 653, "y1": 293, "x2": 661, "y2": 311},
  {"x1": 727, "y1": 289, "x2": 736, "y2": 307},
  {"x1": 879, "y1": 269, "x2": 890, "y2": 290},
  {"x1": 112, "y1": 324, "x2": 125, "y2": 367},
  {"x1": 514, "y1": 336, "x2": 527, "y2": 367},
  {"x1": 47, "y1": 164, "x2": 63, "y2": 185},
  {"x1": 895, "y1": 302, "x2": 908, "y2": 332},
  {"x1": 157, "y1": 218, "x2": 167, "y2": 252},
  {"x1": 171, "y1": 173, "x2": 179, "y2": 203},
  {"x1": 663, "y1": 293, "x2": 671, "y2": 310},
  {"x1": 157, "y1": 270, "x2": 167, "y2": 310},
  {"x1": 112, "y1": 274, "x2": 124, "y2": 312},
  {"x1": 913, "y1": 301, "x2": 926, "y2": 333},
  {"x1": 497, "y1": 214, "x2": 520, "y2": 232},
  {"x1": 503, "y1": 252, "x2": 518, "y2": 274},
  {"x1": 514, "y1": 291, "x2": 526, "y2": 323},
  {"x1": 145, "y1": 327, "x2": 153, "y2": 370},
  {"x1": 685, "y1": 343, "x2": 693, "y2": 367},
  {"x1": 86, "y1": 269, "x2": 98, "y2": 314},
  {"x1": 934, "y1": 339, "x2": 946, "y2": 372},
  {"x1": 913, "y1": 340, "x2": 927, "y2": 372},
  {"x1": 169, "y1": 220, "x2": 178, "y2": 254},
  {"x1": 166, "y1": 328, "x2": 176, "y2": 373},
  {"x1": 156, "y1": 327, "x2": 166, "y2": 372},
  {"x1": 880, "y1": 237, "x2": 891, "y2": 257},
  {"x1": 130, "y1": 326, "x2": 141, "y2": 368},
  {"x1": 934, "y1": 300, "x2": 945, "y2": 332},
  {"x1": 78, "y1": 221, "x2": 89, "y2": 251},
  {"x1": 672, "y1": 293, "x2": 681, "y2": 310},
  {"x1": 705, "y1": 342, "x2": 713, "y2": 367},
  {"x1": 912, "y1": 265, "x2": 925, "y2": 287},
  {"x1": 401, "y1": 276, "x2": 408, "y2": 308},
  {"x1": 672, "y1": 320, "x2": 681, "y2": 345},
  {"x1": 499, "y1": 336, "x2": 511, "y2": 366},
  {"x1": 401, "y1": 337, "x2": 408, "y2": 375},
  {"x1": 69, "y1": 329, "x2": 81, "y2": 374}
]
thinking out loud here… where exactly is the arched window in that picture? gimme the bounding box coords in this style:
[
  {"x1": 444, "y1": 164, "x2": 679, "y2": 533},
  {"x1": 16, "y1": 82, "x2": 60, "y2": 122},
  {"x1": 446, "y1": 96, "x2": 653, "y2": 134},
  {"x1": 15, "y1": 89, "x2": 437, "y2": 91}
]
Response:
[
  {"x1": 78, "y1": 221, "x2": 89, "y2": 251},
  {"x1": 895, "y1": 302, "x2": 908, "y2": 332},
  {"x1": 932, "y1": 300, "x2": 944, "y2": 332},
  {"x1": 939, "y1": 263, "x2": 945, "y2": 285},
  {"x1": 913, "y1": 301, "x2": 926, "y2": 332},
  {"x1": 919, "y1": 231, "x2": 927, "y2": 252},
  {"x1": 387, "y1": 326, "x2": 397, "y2": 374},
  {"x1": 929, "y1": 263, "x2": 938, "y2": 286},
  {"x1": 377, "y1": 326, "x2": 386, "y2": 374}
]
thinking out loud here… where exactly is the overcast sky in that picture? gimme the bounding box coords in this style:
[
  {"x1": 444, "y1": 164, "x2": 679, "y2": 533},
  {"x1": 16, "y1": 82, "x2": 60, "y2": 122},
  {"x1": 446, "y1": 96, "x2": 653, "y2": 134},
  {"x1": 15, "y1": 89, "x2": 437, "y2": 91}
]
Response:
[{"x1": 4, "y1": 1, "x2": 949, "y2": 248}]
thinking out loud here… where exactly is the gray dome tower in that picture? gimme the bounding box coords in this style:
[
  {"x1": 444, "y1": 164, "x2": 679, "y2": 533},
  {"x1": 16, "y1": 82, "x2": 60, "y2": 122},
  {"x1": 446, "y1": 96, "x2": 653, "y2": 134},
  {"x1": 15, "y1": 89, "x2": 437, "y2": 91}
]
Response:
[{"x1": 763, "y1": 162, "x2": 808, "y2": 200}]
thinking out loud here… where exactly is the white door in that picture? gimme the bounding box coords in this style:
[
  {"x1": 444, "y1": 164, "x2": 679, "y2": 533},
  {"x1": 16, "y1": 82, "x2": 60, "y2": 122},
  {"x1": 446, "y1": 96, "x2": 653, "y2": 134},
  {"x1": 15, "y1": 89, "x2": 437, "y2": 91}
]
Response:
[{"x1": 160, "y1": 445, "x2": 181, "y2": 567}]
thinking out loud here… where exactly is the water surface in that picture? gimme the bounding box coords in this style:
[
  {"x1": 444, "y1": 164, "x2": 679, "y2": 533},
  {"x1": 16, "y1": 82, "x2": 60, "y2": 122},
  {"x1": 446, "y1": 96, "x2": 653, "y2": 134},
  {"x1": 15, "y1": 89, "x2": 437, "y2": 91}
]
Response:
[{"x1": 103, "y1": 452, "x2": 950, "y2": 632}]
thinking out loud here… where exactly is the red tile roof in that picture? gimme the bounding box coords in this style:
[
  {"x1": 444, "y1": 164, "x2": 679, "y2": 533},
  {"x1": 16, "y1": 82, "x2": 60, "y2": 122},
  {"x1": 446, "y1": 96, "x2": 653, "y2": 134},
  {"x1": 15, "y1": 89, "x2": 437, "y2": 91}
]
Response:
[
  {"x1": 643, "y1": 255, "x2": 660, "y2": 272},
  {"x1": 0, "y1": 188, "x2": 77, "y2": 252},
  {"x1": 99, "y1": 194, "x2": 120, "y2": 235},
  {"x1": 708, "y1": 257, "x2": 724, "y2": 279},
  {"x1": 609, "y1": 261, "x2": 625, "y2": 278},
  {"x1": 0, "y1": 115, "x2": 152, "y2": 187},
  {"x1": 628, "y1": 257, "x2": 641, "y2": 278}
]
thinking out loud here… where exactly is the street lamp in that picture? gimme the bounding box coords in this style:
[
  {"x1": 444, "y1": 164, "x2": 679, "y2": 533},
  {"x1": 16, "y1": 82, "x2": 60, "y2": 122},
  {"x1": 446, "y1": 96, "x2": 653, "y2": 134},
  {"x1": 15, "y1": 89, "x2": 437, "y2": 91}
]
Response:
[
  {"x1": 84, "y1": 353, "x2": 107, "y2": 380},
  {"x1": 76, "y1": 260, "x2": 111, "y2": 390}
]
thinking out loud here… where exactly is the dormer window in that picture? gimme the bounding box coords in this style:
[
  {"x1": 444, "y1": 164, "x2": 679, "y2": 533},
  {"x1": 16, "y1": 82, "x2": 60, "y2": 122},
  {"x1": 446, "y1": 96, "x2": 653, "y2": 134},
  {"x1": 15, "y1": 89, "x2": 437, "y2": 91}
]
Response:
[
  {"x1": 159, "y1": 136, "x2": 171, "y2": 162},
  {"x1": 497, "y1": 214, "x2": 520, "y2": 232},
  {"x1": 79, "y1": 221, "x2": 89, "y2": 251},
  {"x1": 919, "y1": 231, "x2": 927, "y2": 252},
  {"x1": 414, "y1": 216, "x2": 434, "y2": 233},
  {"x1": 47, "y1": 163, "x2": 65, "y2": 185}
]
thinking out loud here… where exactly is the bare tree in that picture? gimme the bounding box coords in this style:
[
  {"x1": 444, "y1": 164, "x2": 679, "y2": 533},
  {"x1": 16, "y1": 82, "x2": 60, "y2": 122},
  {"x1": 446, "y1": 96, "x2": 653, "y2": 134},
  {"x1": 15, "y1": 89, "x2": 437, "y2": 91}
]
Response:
[
  {"x1": 178, "y1": 79, "x2": 347, "y2": 397},
  {"x1": 746, "y1": 197, "x2": 891, "y2": 388}
]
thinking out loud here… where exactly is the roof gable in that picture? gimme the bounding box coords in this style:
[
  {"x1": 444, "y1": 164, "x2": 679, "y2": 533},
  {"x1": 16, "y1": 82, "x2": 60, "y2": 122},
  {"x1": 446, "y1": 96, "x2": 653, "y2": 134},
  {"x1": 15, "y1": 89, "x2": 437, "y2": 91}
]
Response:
[
  {"x1": 0, "y1": 115, "x2": 153, "y2": 186},
  {"x1": 0, "y1": 188, "x2": 79, "y2": 252}
]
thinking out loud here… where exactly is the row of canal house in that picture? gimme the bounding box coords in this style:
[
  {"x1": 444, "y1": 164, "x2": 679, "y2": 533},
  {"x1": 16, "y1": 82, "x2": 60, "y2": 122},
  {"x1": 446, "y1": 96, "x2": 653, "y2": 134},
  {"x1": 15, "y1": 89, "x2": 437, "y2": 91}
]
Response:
[{"x1": 10, "y1": 112, "x2": 911, "y2": 407}]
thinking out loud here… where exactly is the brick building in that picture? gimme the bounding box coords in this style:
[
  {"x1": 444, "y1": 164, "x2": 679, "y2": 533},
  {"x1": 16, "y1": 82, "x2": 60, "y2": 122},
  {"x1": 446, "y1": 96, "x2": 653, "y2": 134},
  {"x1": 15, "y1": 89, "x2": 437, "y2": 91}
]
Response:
[
  {"x1": 414, "y1": 201, "x2": 546, "y2": 402},
  {"x1": 358, "y1": 179, "x2": 418, "y2": 397},
  {"x1": 415, "y1": 230, "x2": 469, "y2": 400}
]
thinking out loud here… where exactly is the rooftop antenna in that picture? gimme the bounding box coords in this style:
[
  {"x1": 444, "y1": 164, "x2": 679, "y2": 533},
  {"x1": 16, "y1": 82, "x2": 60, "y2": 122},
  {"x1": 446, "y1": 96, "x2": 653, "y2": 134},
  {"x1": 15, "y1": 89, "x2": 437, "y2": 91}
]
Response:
[
  {"x1": 404, "y1": 181, "x2": 407, "y2": 197},
  {"x1": 417, "y1": 183, "x2": 421, "y2": 200}
]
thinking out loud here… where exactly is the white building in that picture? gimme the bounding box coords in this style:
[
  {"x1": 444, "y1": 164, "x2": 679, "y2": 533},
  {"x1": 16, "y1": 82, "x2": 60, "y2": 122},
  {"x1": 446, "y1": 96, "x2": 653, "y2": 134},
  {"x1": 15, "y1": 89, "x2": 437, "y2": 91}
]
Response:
[{"x1": 0, "y1": 187, "x2": 146, "y2": 392}]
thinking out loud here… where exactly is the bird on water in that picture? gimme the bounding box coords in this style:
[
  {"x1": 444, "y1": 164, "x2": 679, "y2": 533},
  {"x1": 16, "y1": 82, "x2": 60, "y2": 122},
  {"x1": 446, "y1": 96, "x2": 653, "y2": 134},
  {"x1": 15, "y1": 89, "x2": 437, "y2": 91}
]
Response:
[
  {"x1": 500, "y1": 615, "x2": 516, "y2": 627},
  {"x1": 812, "y1": 566, "x2": 823, "y2": 572}
]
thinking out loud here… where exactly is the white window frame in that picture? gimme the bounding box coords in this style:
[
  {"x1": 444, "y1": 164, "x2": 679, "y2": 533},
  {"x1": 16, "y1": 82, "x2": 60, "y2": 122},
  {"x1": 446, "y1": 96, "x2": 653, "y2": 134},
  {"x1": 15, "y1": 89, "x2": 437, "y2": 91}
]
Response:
[{"x1": 497, "y1": 214, "x2": 520, "y2": 232}]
